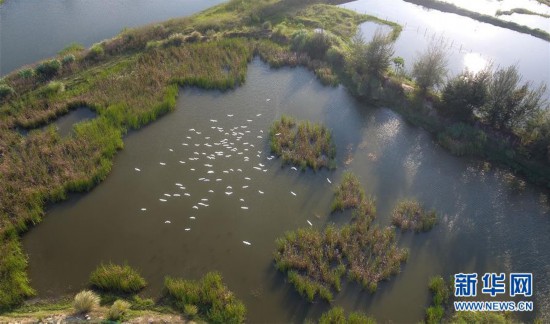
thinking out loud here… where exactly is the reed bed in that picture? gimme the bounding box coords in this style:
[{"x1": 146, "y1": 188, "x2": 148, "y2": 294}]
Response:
[
  {"x1": 269, "y1": 115, "x2": 336, "y2": 171},
  {"x1": 391, "y1": 199, "x2": 437, "y2": 232},
  {"x1": 164, "y1": 272, "x2": 246, "y2": 323},
  {"x1": 275, "y1": 174, "x2": 407, "y2": 302}
]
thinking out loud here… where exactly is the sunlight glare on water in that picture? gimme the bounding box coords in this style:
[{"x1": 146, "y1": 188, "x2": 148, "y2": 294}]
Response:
[{"x1": 463, "y1": 52, "x2": 488, "y2": 75}]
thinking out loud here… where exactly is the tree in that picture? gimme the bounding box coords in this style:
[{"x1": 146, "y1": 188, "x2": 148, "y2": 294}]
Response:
[
  {"x1": 345, "y1": 29, "x2": 394, "y2": 96},
  {"x1": 441, "y1": 68, "x2": 490, "y2": 122},
  {"x1": 412, "y1": 41, "x2": 448, "y2": 91},
  {"x1": 480, "y1": 65, "x2": 547, "y2": 131}
]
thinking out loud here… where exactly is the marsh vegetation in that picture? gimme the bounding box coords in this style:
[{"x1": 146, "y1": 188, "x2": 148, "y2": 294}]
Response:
[
  {"x1": 391, "y1": 199, "x2": 437, "y2": 232},
  {"x1": 89, "y1": 263, "x2": 147, "y2": 294},
  {"x1": 269, "y1": 115, "x2": 336, "y2": 170},
  {"x1": 275, "y1": 173, "x2": 407, "y2": 302}
]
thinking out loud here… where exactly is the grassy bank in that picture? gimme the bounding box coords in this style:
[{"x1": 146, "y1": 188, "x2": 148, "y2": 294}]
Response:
[
  {"x1": 274, "y1": 173, "x2": 407, "y2": 302},
  {"x1": 269, "y1": 115, "x2": 336, "y2": 170},
  {"x1": 402, "y1": 0, "x2": 550, "y2": 41}
]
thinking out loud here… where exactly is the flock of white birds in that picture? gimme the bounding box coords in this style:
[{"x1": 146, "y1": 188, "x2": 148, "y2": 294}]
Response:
[{"x1": 132, "y1": 99, "x2": 333, "y2": 246}]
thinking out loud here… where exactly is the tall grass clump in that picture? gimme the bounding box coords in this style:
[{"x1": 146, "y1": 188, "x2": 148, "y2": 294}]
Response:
[
  {"x1": 73, "y1": 290, "x2": 100, "y2": 314},
  {"x1": 331, "y1": 171, "x2": 366, "y2": 212},
  {"x1": 89, "y1": 263, "x2": 147, "y2": 294},
  {"x1": 318, "y1": 307, "x2": 376, "y2": 324},
  {"x1": 108, "y1": 299, "x2": 131, "y2": 321},
  {"x1": 164, "y1": 272, "x2": 246, "y2": 323},
  {"x1": 270, "y1": 115, "x2": 336, "y2": 171},
  {"x1": 425, "y1": 276, "x2": 449, "y2": 324},
  {"x1": 34, "y1": 59, "x2": 61, "y2": 79},
  {"x1": 87, "y1": 43, "x2": 105, "y2": 60},
  {"x1": 42, "y1": 81, "x2": 65, "y2": 96},
  {"x1": 61, "y1": 54, "x2": 76, "y2": 66},
  {"x1": 391, "y1": 199, "x2": 437, "y2": 232},
  {"x1": 0, "y1": 84, "x2": 15, "y2": 100}
]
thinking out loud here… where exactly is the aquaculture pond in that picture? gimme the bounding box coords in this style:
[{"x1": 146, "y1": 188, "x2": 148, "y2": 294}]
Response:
[
  {"x1": 342, "y1": 0, "x2": 550, "y2": 94},
  {"x1": 23, "y1": 59, "x2": 550, "y2": 323},
  {"x1": 0, "y1": 0, "x2": 225, "y2": 75}
]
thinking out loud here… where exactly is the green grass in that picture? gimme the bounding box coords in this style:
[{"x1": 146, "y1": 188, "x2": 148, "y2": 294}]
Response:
[
  {"x1": 164, "y1": 272, "x2": 246, "y2": 323},
  {"x1": 275, "y1": 172, "x2": 407, "y2": 302},
  {"x1": 391, "y1": 199, "x2": 437, "y2": 232},
  {"x1": 73, "y1": 290, "x2": 100, "y2": 314},
  {"x1": 89, "y1": 263, "x2": 147, "y2": 294},
  {"x1": 269, "y1": 115, "x2": 336, "y2": 171},
  {"x1": 318, "y1": 307, "x2": 376, "y2": 324}
]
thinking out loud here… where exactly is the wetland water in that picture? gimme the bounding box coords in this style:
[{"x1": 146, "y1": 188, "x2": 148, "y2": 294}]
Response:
[
  {"x1": 23, "y1": 59, "x2": 550, "y2": 322},
  {"x1": 0, "y1": 0, "x2": 225, "y2": 75}
]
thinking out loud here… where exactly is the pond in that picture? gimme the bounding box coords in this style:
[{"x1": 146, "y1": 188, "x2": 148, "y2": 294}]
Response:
[
  {"x1": 23, "y1": 59, "x2": 550, "y2": 323},
  {"x1": 17, "y1": 107, "x2": 97, "y2": 137},
  {"x1": 0, "y1": 0, "x2": 225, "y2": 75}
]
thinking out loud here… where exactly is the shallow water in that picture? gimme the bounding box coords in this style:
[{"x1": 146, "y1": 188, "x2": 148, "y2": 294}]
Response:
[
  {"x1": 0, "y1": 0, "x2": 225, "y2": 75},
  {"x1": 342, "y1": 0, "x2": 550, "y2": 93},
  {"x1": 23, "y1": 59, "x2": 550, "y2": 322}
]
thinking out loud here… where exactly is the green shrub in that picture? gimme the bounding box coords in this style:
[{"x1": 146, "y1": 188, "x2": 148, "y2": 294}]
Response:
[
  {"x1": 61, "y1": 54, "x2": 76, "y2": 65},
  {"x1": 43, "y1": 81, "x2": 65, "y2": 96},
  {"x1": 108, "y1": 299, "x2": 131, "y2": 321},
  {"x1": 426, "y1": 305, "x2": 444, "y2": 324},
  {"x1": 165, "y1": 33, "x2": 186, "y2": 47},
  {"x1": 58, "y1": 42, "x2": 85, "y2": 56},
  {"x1": 89, "y1": 263, "x2": 147, "y2": 294},
  {"x1": 262, "y1": 21, "x2": 272, "y2": 30},
  {"x1": 87, "y1": 43, "x2": 105, "y2": 60},
  {"x1": 441, "y1": 69, "x2": 490, "y2": 122},
  {"x1": 35, "y1": 59, "x2": 61, "y2": 79},
  {"x1": 130, "y1": 295, "x2": 155, "y2": 310},
  {"x1": 291, "y1": 30, "x2": 333, "y2": 60},
  {"x1": 437, "y1": 123, "x2": 487, "y2": 156},
  {"x1": 17, "y1": 68, "x2": 35, "y2": 79},
  {"x1": 73, "y1": 290, "x2": 100, "y2": 314},
  {"x1": 0, "y1": 84, "x2": 15, "y2": 100}
]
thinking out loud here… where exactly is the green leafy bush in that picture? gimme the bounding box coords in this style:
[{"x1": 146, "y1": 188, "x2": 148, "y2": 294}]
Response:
[
  {"x1": 42, "y1": 81, "x2": 65, "y2": 96},
  {"x1": 89, "y1": 263, "x2": 147, "y2": 294},
  {"x1": 17, "y1": 68, "x2": 35, "y2": 79}
]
